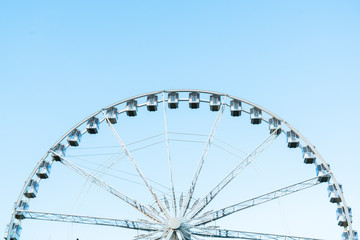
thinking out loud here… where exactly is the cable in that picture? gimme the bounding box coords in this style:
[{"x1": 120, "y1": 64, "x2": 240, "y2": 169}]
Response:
[
  {"x1": 70, "y1": 133, "x2": 165, "y2": 150},
  {"x1": 76, "y1": 164, "x2": 170, "y2": 195}
]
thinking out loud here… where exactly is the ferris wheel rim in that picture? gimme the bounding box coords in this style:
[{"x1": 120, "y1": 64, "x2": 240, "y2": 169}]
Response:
[{"x1": 6, "y1": 89, "x2": 355, "y2": 240}]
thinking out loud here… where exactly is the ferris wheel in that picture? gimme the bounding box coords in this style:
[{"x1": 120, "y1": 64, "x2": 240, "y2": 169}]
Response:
[{"x1": 5, "y1": 90, "x2": 358, "y2": 240}]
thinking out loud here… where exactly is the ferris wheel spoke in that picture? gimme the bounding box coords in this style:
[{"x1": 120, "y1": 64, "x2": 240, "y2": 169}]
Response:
[
  {"x1": 162, "y1": 92, "x2": 177, "y2": 216},
  {"x1": 149, "y1": 229, "x2": 173, "y2": 240},
  {"x1": 190, "y1": 227, "x2": 322, "y2": 240},
  {"x1": 182, "y1": 228, "x2": 196, "y2": 240},
  {"x1": 165, "y1": 230, "x2": 175, "y2": 240},
  {"x1": 176, "y1": 230, "x2": 186, "y2": 240},
  {"x1": 102, "y1": 111, "x2": 170, "y2": 219},
  {"x1": 191, "y1": 175, "x2": 327, "y2": 226},
  {"x1": 187, "y1": 124, "x2": 282, "y2": 219},
  {"x1": 51, "y1": 151, "x2": 164, "y2": 223},
  {"x1": 135, "y1": 230, "x2": 164, "y2": 240},
  {"x1": 17, "y1": 210, "x2": 160, "y2": 231},
  {"x1": 182, "y1": 96, "x2": 227, "y2": 217}
]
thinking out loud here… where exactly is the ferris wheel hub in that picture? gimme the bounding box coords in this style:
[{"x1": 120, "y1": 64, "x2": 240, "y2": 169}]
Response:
[{"x1": 168, "y1": 217, "x2": 182, "y2": 229}]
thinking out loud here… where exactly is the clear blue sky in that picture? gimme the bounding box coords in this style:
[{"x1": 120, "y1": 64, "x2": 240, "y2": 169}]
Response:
[{"x1": 1, "y1": 1, "x2": 359, "y2": 239}]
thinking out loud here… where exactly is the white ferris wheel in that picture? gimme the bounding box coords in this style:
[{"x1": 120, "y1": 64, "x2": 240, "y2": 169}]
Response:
[{"x1": 5, "y1": 90, "x2": 358, "y2": 240}]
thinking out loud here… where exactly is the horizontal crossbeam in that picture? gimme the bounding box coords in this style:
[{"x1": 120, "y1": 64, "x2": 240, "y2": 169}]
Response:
[
  {"x1": 191, "y1": 227, "x2": 322, "y2": 240},
  {"x1": 18, "y1": 210, "x2": 159, "y2": 231},
  {"x1": 192, "y1": 176, "x2": 326, "y2": 226}
]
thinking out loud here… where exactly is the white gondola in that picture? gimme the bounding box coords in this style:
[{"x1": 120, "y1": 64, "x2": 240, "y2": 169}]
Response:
[
  {"x1": 337, "y1": 206, "x2": 353, "y2": 227},
  {"x1": 4, "y1": 222, "x2": 22, "y2": 240},
  {"x1": 210, "y1": 95, "x2": 221, "y2": 111},
  {"x1": 230, "y1": 100, "x2": 241, "y2": 117},
  {"x1": 250, "y1": 107, "x2": 262, "y2": 124},
  {"x1": 126, "y1": 100, "x2": 137, "y2": 116},
  {"x1": 86, "y1": 117, "x2": 99, "y2": 134},
  {"x1": 286, "y1": 130, "x2": 299, "y2": 148},
  {"x1": 168, "y1": 92, "x2": 179, "y2": 109},
  {"x1": 342, "y1": 230, "x2": 358, "y2": 240},
  {"x1": 36, "y1": 161, "x2": 51, "y2": 179},
  {"x1": 302, "y1": 146, "x2": 316, "y2": 164},
  {"x1": 51, "y1": 144, "x2": 66, "y2": 161},
  {"x1": 269, "y1": 118, "x2": 281, "y2": 135},
  {"x1": 328, "y1": 183, "x2": 343, "y2": 203},
  {"x1": 316, "y1": 163, "x2": 331, "y2": 182},
  {"x1": 67, "y1": 129, "x2": 82, "y2": 146},
  {"x1": 15, "y1": 201, "x2": 29, "y2": 220},
  {"x1": 189, "y1": 92, "x2": 200, "y2": 109},
  {"x1": 24, "y1": 180, "x2": 39, "y2": 198},
  {"x1": 106, "y1": 107, "x2": 118, "y2": 124},
  {"x1": 147, "y1": 95, "x2": 158, "y2": 111}
]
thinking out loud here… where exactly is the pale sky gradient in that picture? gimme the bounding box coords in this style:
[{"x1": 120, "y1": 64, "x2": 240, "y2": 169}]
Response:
[{"x1": 1, "y1": 1, "x2": 359, "y2": 239}]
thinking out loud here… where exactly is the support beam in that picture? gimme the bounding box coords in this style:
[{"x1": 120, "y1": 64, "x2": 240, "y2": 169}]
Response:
[
  {"x1": 187, "y1": 125, "x2": 282, "y2": 219},
  {"x1": 102, "y1": 111, "x2": 170, "y2": 219},
  {"x1": 51, "y1": 151, "x2": 164, "y2": 223},
  {"x1": 19, "y1": 210, "x2": 159, "y2": 231},
  {"x1": 162, "y1": 92, "x2": 177, "y2": 216},
  {"x1": 182, "y1": 96, "x2": 227, "y2": 217},
  {"x1": 191, "y1": 227, "x2": 322, "y2": 240},
  {"x1": 191, "y1": 176, "x2": 326, "y2": 226}
]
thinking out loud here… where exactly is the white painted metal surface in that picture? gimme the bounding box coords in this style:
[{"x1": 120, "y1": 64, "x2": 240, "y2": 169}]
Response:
[{"x1": 5, "y1": 90, "x2": 355, "y2": 240}]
